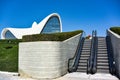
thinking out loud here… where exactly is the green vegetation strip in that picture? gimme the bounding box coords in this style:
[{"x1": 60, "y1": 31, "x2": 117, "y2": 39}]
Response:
[
  {"x1": 0, "y1": 39, "x2": 21, "y2": 72},
  {"x1": 110, "y1": 27, "x2": 120, "y2": 35},
  {"x1": 22, "y1": 30, "x2": 83, "y2": 42}
]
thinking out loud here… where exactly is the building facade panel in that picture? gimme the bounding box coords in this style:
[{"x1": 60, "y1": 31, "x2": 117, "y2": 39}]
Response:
[
  {"x1": 41, "y1": 16, "x2": 61, "y2": 34},
  {"x1": 5, "y1": 30, "x2": 16, "y2": 39}
]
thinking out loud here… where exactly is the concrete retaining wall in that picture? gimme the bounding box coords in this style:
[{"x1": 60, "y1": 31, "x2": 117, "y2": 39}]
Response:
[
  {"x1": 19, "y1": 33, "x2": 82, "y2": 79},
  {"x1": 107, "y1": 30, "x2": 120, "y2": 78}
]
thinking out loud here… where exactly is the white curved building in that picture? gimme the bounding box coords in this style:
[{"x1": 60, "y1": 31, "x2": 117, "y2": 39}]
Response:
[{"x1": 1, "y1": 13, "x2": 62, "y2": 39}]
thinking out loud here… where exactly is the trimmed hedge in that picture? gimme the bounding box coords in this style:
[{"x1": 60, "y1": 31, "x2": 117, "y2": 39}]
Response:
[
  {"x1": 22, "y1": 30, "x2": 83, "y2": 42},
  {"x1": 110, "y1": 27, "x2": 120, "y2": 35}
]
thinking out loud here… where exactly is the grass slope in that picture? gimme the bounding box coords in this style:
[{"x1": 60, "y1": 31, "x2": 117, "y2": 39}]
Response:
[
  {"x1": 110, "y1": 27, "x2": 120, "y2": 35},
  {"x1": 0, "y1": 39, "x2": 21, "y2": 72}
]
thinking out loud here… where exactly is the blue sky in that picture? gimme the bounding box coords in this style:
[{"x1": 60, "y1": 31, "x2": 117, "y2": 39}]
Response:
[{"x1": 0, "y1": 0, "x2": 120, "y2": 37}]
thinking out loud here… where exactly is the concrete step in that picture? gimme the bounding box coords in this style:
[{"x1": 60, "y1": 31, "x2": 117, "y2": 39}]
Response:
[
  {"x1": 98, "y1": 37, "x2": 106, "y2": 38},
  {"x1": 97, "y1": 65, "x2": 109, "y2": 69},
  {"x1": 79, "y1": 60, "x2": 87, "y2": 63},
  {"x1": 98, "y1": 41, "x2": 106, "y2": 42},
  {"x1": 97, "y1": 59, "x2": 108, "y2": 62},
  {"x1": 97, "y1": 56, "x2": 108, "y2": 58},
  {"x1": 80, "y1": 55, "x2": 90, "y2": 57},
  {"x1": 97, "y1": 54, "x2": 108, "y2": 57},
  {"x1": 98, "y1": 45, "x2": 106, "y2": 47},
  {"x1": 79, "y1": 63, "x2": 87, "y2": 66},
  {"x1": 82, "y1": 49, "x2": 90, "y2": 52},
  {"x1": 97, "y1": 54, "x2": 108, "y2": 58},
  {"x1": 82, "y1": 47, "x2": 90, "y2": 50},
  {"x1": 81, "y1": 51, "x2": 90, "y2": 54},
  {"x1": 98, "y1": 48, "x2": 107, "y2": 51},
  {"x1": 84, "y1": 42, "x2": 91, "y2": 44},
  {"x1": 82, "y1": 52, "x2": 90, "y2": 54},
  {"x1": 76, "y1": 69, "x2": 86, "y2": 72},
  {"x1": 97, "y1": 56, "x2": 108, "y2": 59},
  {"x1": 97, "y1": 51, "x2": 107, "y2": 53},
  {"x1": 77, "y1": 66, "x2": 87, "y2": 69},
  {"x1": 97, "y1": 62, "x2": 109, "y2": 66},
  {"x1": 83, "y1": 44, "x2": 91, "y2": 46},
  {"x1": 81, "y1": 53, "x2": 90, "y2": 55},
  {"x1": 98, "y1": 49, "x2": 107, "y2": 53},
  {"x1": 98, "y1": 42, "x2": 106, "y2": 44},
  {"x1": 83, "y1": 42, "x2": 91, "y2": 44},
  {"x1": 97, "y1": 51, "x2": 107, "y2": 54},
  {"x1": 80, "y1": 57, "x2": 89, "y2": 60},
  {"x1": 84, "y1": 39, "x2": 91, "y2": 41},
  {"x1": 98, "y1": 46, "x2": 107, "y2": 49},
  {"x1": 83, "y1": 45, "x2": 91, "y2": 47},
  {"x1": 97, "y1": 54, "x2": 108, "y2": 56},
  {"x1": 97, "y1": 52, "x2": 107, "y2": 54},
  {"x1": 81, "y1": 54, "x2": 90, "y2": 56},
  {"x1": 98, "y1": 40, "x2": 106, "y2": 42},
  {"x1": 98, "y1": 45, "x2": 107, "y2": 47},
  {"x1": 97, "y1": 69, "x2": 109, "y2": 73}
]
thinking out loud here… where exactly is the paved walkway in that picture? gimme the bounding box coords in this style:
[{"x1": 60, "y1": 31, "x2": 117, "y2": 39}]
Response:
[
  {"x1": 0, "y1": 71, "x2": 34, "y2": 80},
  {"x1": 53, "y1": 72, "x2": 119, "y2": 80},
  {"x1": 0, "y1": 71, "x2": 119, "y2": 80}
]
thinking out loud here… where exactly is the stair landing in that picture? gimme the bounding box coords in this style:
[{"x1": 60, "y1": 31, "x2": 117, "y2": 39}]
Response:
[{"x1": 53, "y1": 72, "x2": 119, "y2": 80}]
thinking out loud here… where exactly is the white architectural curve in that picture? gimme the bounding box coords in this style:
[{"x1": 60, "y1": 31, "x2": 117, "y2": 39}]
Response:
[{"x1": 1, "y1": 13, "x2": 62, "y2": 39}]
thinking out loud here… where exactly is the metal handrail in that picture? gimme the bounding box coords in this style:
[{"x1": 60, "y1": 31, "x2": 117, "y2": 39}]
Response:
[
  {"x1": 92, "y1": 30, "x2": 97, "y2": 74},
  {"x1": 87, "y1": 30, "x2": 97, "y2": 74},
  {"x1": 68, "y1": 32, "x2": 85, "y2": 72},
  {"x1": 87, "y1": 30, "x2": 95, "y2": 73}
]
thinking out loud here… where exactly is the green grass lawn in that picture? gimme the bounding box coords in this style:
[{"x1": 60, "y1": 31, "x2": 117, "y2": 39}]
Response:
[
  {"x1": 110, "y1": 27, "x2": 120, "y2": 35},
  {"x1": 0, "y1": 39, "x2": 21, "y2": 72}
]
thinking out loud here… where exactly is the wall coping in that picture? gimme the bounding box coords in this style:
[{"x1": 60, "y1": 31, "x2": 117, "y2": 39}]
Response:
[
  {"x1": 63, "y1": 33, "x2": 82, "y2": 42},
  {"x1": 108, "y1": 29, "x2": 120, "y2": 39}
]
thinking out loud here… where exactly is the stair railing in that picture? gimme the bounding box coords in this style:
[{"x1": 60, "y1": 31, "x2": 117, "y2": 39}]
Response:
[
  {"x1": 87, "y1": 30, "x2": 97, "y2": 74},
  {"x1": 68, "y1": 32, "x2": 85, "y2": 72},
  {"x1": 91, "y1": 30, "x2": 97, "y2": 74},
  {"x1": 87, "y1": 30, "x2": 95, "y2": 73},
  {"x1": 106, "y1": 36, "x2": 115, "y2": 75}
]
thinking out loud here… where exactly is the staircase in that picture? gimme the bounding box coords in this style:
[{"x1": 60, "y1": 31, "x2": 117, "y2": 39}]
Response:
[
  {"x1": 77, "y1": 39, "x2": 91, "y2": 72},
  {"x1": 97, "y1": 37, "x2": 109, "y2": 73}
]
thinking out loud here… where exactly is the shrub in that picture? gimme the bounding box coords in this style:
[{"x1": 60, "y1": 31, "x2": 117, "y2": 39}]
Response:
[
  {"x1": 110, "y1": 27, "x2": 120, "y2": 35},
  {"x1": 4, "y1": 46, "x2": 13, "y2": 49},
  {"x1": 22, "y1": 30, "x2": 83, "y2": 42}
]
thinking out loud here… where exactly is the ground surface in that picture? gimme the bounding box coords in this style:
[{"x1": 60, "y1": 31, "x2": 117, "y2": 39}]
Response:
[
  {"x1": 0, "y1": 71, "x2": 119, "y2": 80},
  {"x1": 53, "y1": 72, "x2": 119, "y2": 80}
]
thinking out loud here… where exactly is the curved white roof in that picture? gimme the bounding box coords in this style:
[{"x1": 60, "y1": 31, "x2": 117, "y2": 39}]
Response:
[{"x1": 1, "y1": 13, "x2": 62, "y2": 39}]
